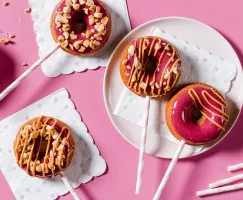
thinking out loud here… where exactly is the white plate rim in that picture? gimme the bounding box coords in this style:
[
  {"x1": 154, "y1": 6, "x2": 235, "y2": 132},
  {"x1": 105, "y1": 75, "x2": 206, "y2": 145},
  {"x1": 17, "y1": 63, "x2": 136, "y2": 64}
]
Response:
[{"x1": 103, "y1": 16, "x2": 243, "y2": 159}]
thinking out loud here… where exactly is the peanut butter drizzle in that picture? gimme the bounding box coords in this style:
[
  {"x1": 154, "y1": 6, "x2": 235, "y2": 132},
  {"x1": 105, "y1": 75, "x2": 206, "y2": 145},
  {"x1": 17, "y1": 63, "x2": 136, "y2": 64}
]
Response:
[
  {"x1": 126, "y1": 37, "x2": 181, "y2": 97},
  {"x1": 138, "y1": 37, "x2": 157, "y2": 95},
  {"x1": 127, "y1": 41, "x2": 137, "y2": 87},
  {"x1": 137, "y1": 38, "x2": 146, "y2": 94},
  {"x1": 202, "y1": 90, "x2": 229, "y2": 120},
  {"x1": 158, "y1": 46, "x2": 177, "y2": 95},
  {"x1": 188, "y1": 88, "x2": 229, "y2": 131},
  {"x1": 16, "y1": 116, "x2": 74, "y2": 178},
  {"x1": 151, "y1": 43, "x2": 170, "y2": 96},
  {"x1": 163, "y1": 57, "x2": 181, "y2": 93}
]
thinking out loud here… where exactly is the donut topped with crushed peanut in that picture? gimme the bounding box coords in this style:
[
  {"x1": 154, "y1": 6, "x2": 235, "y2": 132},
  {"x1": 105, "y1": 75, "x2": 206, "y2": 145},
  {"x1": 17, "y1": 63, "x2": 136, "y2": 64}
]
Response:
[
  {"x1": 14, "y1": 116, "x2": 75, "y2": 179},
  {"x1": 50, "y1": 0, "x2": 111, "y2": 55}
]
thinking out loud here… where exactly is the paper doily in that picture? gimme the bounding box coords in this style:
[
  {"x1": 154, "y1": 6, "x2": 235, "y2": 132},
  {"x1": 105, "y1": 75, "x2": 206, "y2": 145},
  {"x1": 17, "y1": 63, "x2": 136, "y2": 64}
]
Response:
[
  {"x1": 28, "y1": 0, "x2": 131, "y2": 77},
  {"x1": 0, "y1": 88, "x2": 106, "y2": 200}
]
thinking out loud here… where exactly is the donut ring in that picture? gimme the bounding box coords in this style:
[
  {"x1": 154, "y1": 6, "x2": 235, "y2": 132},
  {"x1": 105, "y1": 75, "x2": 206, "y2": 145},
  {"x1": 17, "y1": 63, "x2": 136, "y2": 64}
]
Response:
[
  {"x1": 166, "y1": 83, "x2": 229, "y2": 146},
  {"x1": 120, "y1": 36, "x2": 182, "y2": 98},
  {"x1": 14, "y1": 116, "x2": 75, "y2": 179},
  {"x1": 50, "y1": 0, "x2": 111, "y2": 55}
]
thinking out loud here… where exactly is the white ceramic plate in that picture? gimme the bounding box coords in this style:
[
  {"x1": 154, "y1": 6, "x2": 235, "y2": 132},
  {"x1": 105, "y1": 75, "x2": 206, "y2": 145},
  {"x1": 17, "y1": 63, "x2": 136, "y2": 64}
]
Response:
[{"x1": 103, "y1": 17, "x2": 243, "y2": 158}]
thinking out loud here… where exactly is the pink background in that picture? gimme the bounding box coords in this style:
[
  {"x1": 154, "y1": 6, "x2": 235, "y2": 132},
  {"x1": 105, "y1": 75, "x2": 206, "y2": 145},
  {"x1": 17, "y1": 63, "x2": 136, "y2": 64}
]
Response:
[{"x1": 0, "y1": 0, "x2": 243, "y2": 200}]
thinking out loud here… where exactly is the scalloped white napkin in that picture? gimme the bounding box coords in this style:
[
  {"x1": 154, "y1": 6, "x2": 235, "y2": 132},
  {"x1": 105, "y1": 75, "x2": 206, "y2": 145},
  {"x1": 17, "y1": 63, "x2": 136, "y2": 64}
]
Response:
[
  {"x1": 28, "y1": 0, "x2": 131, "y2": 77},
  {"x1": 0, "y1": 88, "x2": 106, "y2": 200},
  {"x1": 113, "y1": 27, "x2": 237, "y2": 156}
]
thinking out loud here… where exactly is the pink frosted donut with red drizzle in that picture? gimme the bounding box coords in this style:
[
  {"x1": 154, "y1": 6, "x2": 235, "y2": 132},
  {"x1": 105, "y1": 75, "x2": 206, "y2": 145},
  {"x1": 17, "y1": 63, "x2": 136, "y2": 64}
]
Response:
[
  {"x1": 50, "y1": 0, "x2": 111, "y2": 55},
  {"x1": 120, "y1": 36, "x2": 182, "y2": 97},
  {"x1": 166, "y1": 83, "x2": 229, "y2": 146},
  {"x1": 14, "y1": 116, "x2": 75, "y2": 179}
]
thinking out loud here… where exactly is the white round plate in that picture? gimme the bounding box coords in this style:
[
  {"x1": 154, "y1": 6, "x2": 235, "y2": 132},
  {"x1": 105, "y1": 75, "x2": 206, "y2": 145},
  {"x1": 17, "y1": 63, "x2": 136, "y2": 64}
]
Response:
[{"x1": 103, "y1": 17, "x2": 243, "y2": 158}]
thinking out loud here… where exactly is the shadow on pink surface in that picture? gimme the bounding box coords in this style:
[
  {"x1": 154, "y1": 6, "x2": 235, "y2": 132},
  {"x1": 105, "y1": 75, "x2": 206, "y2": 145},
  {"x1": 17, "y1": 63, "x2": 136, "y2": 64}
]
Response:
[{"x1": 0, "y1": 48, "x2": 15, "y2": 96}]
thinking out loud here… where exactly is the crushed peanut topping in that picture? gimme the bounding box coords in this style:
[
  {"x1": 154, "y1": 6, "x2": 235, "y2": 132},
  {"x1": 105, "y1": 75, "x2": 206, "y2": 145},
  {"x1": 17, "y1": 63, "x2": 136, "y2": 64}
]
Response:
[
  {"x1": 9, "y1": 34, "x2": 15, "y2": 38},
  {"x1": 24, "y1": 8, "x2": 32, "y2": 13},
  {"x1": 22, "y1": 63, "x2": 28, "y2": 67},
  {"x1": 0, "y1": 38, "x2": 9, "y2": 45},
  {"x1": 3, "y1": 1, "x2": 9, "y2": 6}
]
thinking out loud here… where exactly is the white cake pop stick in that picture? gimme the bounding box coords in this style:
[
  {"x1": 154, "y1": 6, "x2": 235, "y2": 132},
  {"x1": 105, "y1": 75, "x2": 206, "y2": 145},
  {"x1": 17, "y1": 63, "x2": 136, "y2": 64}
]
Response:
[
  {"x1": 228, "y1": 163, "x2": 243, "y2": 172},
  {"x1": 197, "y1": 183, "x2": 243, "y2": 197},
  {"x1": 60, "y1": 172, "x2": 81, "y2": 200},
  {"x1": 153, "y1": 140, "x2": 185, "y2": 200},
  {"x1": 209, "y1": 174, "x2": 243, "y2": 189},
  {"x1": 135, "y1": 96, "x2": 151, "y2": 194}
]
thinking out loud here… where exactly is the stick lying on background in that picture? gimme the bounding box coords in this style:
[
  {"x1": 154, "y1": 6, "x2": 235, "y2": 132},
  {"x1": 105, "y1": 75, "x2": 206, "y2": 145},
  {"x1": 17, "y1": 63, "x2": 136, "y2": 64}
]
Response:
[
  {"x1": 228, "y1": 163, "x2": 243, "y2": 172},
  {"x1": 209, "y1": 174, "x2": 243, "y2": 189},
  {"x1": 197, "y1": 183, "x2": 243, "y2": 197},
  {"x1": 0, "y1": 43, "x2": 60, "y2": 101}
]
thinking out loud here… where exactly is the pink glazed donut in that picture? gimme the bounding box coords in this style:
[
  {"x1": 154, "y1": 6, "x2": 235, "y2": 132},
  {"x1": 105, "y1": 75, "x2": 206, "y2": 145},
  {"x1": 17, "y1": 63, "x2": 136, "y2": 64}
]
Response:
[{"x1": 165, "y1": 83, "x2": 229, "y2": 146}]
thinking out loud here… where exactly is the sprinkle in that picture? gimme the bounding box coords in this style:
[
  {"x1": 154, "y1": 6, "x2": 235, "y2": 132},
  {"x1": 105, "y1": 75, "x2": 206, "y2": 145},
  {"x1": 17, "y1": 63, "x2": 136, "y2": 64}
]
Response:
[
  {"x1": 19, "y1": 19, "x2": 22, "y2": 22},
  {"x1": 126, "y1": 65, "x2": 131, "y2": 69},
  {"x1": 24, "y1": 8, "x2": 32, "y2": 13},
  {"x1": 126, "y1": 73, "x2": 130, "y2": 77},
  {"x1": 3, "y1": 1, "x2": 9, "y2": 6},
  {"x1": 162, "y1": 42, "x2": 166, "y2": 46},
  {"x1": 167, "y1": 53, "x2": 172, "y2": 56},
  {"x1": 22, "y1": 63, "x2": 28, "y2": 67},
  {"x1": 157, "y1": 68, "x2": 160, "y2": 72}
]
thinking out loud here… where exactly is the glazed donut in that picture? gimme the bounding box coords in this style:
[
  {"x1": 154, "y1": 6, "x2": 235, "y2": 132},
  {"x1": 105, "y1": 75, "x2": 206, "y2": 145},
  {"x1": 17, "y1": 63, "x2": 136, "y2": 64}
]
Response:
[
  {"x1": 14, "y1": 116, "x2": 75, "y2": 179},
  {"x1": 120, "y1": 36, "x2": 182, "y2": 98},
  {"x1": 166, "y1": 83, "x2": 229, "y2": 146},
  {"x1": 51, "y1": 0, "x2": 111, "y2": 55}
]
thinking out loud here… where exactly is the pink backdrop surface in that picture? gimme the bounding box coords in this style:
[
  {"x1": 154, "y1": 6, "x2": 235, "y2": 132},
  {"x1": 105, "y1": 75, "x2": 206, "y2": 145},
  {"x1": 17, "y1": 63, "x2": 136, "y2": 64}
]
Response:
[{"x1": 0, "y1": 0, "x2": 243, "y2": 200}]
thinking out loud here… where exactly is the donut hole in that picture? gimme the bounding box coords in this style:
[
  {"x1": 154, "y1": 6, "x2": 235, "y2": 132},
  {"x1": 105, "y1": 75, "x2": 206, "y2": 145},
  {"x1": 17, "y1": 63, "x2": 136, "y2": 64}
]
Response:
[
  {"x1": 71, "y1": 10, "x2": 87, "y2": 34},
  {"x1": 145, "y1": 56, "x2": 157, "y2": 74},
  {"x1": 191, "y1": 107, "x2": 202, "y2": 122},
  {"x1": 187, "y1": 105, "x2": 204, "y2": 125},
  {"x1": 38, "y1": 140, "x2": 48, "y2": 159}
]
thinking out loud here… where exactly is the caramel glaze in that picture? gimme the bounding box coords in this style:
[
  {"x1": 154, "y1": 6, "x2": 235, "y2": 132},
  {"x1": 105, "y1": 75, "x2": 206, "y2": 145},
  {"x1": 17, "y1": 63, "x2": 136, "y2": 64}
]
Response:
[
  {"x1": 122, "y1": 36, "x2": 182, "y2": 97},
  {"x1": 14, "y1": 116, "x2": 75, "y2": 179},
  {"x1": 188, "y1": 88, "x2": 229, "y2": 131}
]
